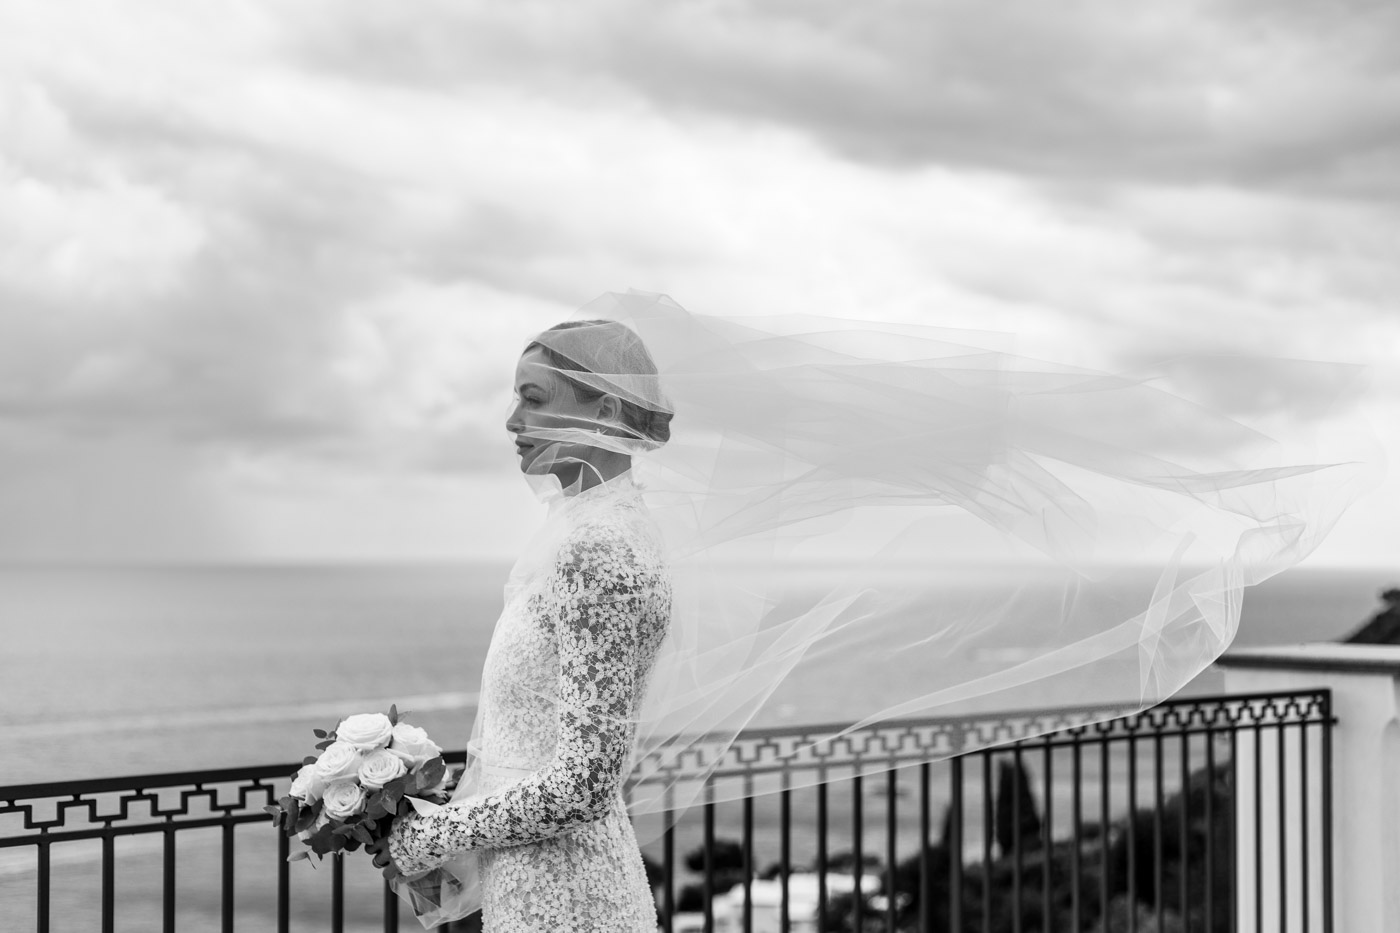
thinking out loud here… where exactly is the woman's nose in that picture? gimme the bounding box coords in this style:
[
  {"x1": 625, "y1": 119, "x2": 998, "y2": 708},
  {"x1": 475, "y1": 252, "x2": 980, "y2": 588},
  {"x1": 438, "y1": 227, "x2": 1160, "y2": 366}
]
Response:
[{"x1": 505, "y1": 397, "x2": 524, "y2": 434}]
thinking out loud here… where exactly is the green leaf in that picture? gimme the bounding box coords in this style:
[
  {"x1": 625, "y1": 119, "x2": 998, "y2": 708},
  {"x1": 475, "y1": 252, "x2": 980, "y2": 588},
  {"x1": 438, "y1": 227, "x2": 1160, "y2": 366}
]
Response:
[
  {"x1": 352, "y1": 822, "x2": 375, "y2": 845},
  {"x1": 302, "y1": 756, "x2": 318, "y2": 767},
  {"x1": 418, "y1": 756, "x2": 446, "y2": 789},
  {"x1": 287, "y1": 850, "x2": 311, "y2": 863},
  {"x1": 294, "y1": 806, "x2": 319, "y2": 835},
  {"x1": 365, "y1": 791, "x2": 391, "y2": 821},
  {"x1": 388, "y1": 704, "x2": 398, "y2": 725},
  {"x1": 314, "y1": 739, "x2": 335, "y2": 751},
  {"x1": 308, "y1": 820, "x2": 347, "y2": 856},
  {"x1": 313, "y1": 728, "x2": 327, "y2": 739}
]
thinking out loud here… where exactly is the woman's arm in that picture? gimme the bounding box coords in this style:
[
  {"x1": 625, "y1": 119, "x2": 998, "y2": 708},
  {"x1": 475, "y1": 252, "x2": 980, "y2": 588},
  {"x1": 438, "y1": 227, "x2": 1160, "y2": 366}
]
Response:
[{"x1": 388, "y1": 534, "x2": 643, "y2": 874}]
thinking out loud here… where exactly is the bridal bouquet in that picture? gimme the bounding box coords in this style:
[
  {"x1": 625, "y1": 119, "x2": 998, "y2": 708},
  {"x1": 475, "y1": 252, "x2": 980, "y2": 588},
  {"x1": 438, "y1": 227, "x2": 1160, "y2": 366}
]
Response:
[{"x1": 267, "y1": 705, "x2": 454, "y2": 862}]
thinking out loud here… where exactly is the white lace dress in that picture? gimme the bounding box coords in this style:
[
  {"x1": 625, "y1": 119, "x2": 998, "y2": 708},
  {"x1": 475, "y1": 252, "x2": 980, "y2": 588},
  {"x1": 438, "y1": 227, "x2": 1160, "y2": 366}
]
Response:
[{"x1": 389, "y1": 472, "x2": 670, "y2": 932}]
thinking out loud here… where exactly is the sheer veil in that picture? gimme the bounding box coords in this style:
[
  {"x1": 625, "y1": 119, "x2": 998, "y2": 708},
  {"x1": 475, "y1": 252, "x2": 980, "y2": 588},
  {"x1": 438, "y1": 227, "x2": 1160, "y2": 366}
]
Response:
[{"x1": 505, "y1": 289, "x2": 1381, "y2": 829}]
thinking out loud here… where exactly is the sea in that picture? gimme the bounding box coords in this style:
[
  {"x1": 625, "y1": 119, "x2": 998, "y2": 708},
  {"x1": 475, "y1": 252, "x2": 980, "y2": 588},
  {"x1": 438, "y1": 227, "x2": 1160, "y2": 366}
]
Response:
[
  {"x1": 0, "y1": 561, "x2": 1393, "y2": 788},
  {"x1": 0, "y1": 562, "x2": 1394, "y2": 929}
]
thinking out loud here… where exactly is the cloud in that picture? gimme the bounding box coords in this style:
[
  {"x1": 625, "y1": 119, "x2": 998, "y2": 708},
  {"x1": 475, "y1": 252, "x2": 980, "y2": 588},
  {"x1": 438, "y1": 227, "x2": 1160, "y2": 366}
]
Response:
[
  {"x1": 0, "y1": 65, "x2": 508, "y2": 473},
  {"x1": 0, "y1": 0, "x2": 1393, "y2": 562},
  {"x1": 0, "y1": 430, "x2": 239, "y2": 562},
  {"x1": 288, "y1": 0, "x2": 1400, "y2": 195}
]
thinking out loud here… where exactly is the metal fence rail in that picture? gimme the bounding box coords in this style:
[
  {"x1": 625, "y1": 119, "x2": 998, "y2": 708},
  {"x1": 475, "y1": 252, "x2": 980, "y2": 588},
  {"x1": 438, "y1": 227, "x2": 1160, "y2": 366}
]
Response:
[
  {"x1": 0, "y1": 689, "x2": 1332, "y2": 932},
  {"x1": 639, "y1": 689, "x2": 1333, "y2": 933}
]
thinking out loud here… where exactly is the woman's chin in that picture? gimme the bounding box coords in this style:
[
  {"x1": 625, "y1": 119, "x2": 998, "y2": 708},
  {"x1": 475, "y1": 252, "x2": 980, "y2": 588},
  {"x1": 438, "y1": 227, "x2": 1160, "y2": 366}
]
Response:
[{"x1": 519, "y1": 455, "x2": 551, "y2": 476}]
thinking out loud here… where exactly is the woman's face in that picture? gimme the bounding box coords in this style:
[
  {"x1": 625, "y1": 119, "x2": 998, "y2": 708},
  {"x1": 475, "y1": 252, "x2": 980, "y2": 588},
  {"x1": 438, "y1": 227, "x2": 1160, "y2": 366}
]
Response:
[{"x1": 506, "y1": 346, "x2": 616, "y2": 478}]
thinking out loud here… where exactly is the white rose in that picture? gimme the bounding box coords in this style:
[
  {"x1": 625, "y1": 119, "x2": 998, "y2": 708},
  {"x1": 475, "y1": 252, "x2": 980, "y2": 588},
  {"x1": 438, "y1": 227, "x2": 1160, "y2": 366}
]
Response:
[
  {"x1": 387, "y1": 723, "x2": 442, "y2": 767},
  {"x1": 335, "y1": 713, "x2": 395, "y2": 751},
  {"x1": 357, "y1": 748, "x2": 407, "y2": 790},
  {"x1": 289, "y1": 765, "x2": 326, "y2": 803},
  {"x1": 312, "y1": 741, "x2": 363, "y2": 783},
  {"x1": 321, "y1": 781, "x2": 367, "y2": 820}
]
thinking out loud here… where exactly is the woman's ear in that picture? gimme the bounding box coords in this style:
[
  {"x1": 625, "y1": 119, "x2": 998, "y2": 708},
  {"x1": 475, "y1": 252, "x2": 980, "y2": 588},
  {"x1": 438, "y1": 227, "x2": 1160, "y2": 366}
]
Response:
[{"x1": 597, "y1": 395, "x2": 622, "y2": 425}]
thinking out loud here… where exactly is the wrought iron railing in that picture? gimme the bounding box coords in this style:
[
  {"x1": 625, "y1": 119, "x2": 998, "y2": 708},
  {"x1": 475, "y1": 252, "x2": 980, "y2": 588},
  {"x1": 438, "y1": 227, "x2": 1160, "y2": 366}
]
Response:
[{"x1": 0, "y1": 689, "x2": 1332, "y2": 932}]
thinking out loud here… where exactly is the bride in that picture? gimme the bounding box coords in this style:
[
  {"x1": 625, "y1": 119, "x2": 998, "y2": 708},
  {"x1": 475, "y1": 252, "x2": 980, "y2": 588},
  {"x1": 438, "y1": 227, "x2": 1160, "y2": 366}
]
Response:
[
  {"x1": 374, "y1": 319, "x2": 673, "y2": 931},
  {"x1": 370, "y1": 290, "x2": 1374, "y2": 930}
]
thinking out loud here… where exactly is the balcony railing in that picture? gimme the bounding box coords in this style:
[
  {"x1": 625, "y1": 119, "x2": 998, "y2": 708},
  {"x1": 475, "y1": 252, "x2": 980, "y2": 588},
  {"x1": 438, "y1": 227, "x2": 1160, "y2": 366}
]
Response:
[{"x1": 0, "y1": 688, "x2": 1332, "y2": 932}]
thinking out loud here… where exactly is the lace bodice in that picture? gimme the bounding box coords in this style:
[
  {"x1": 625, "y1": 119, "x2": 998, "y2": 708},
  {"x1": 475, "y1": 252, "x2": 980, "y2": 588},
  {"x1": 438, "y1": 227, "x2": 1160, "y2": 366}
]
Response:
[{"x1": 389, "y1": 471, "x2": 670, "y2": 931}]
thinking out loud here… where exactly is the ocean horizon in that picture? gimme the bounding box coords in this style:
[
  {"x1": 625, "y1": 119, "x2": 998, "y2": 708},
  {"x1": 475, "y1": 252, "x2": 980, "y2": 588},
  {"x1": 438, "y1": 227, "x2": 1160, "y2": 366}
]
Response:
[{"x1": 1, "y1": 561, "x2": 1394, "y2": 787}]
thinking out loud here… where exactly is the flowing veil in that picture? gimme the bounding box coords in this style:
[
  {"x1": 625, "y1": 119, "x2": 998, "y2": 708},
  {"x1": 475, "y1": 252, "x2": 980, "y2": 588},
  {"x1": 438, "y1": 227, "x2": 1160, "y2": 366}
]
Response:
[
  {"x1": 400, "y1": 288, "x2": 1381, "y2": 925},
  {"x1": 521, "y1": 291, "x2": 1380, "y2": 812}
]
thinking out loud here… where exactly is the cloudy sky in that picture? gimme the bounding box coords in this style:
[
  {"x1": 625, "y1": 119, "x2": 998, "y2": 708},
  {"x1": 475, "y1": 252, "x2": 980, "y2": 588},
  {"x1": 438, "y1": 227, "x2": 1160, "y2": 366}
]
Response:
[{"x1": 1, "y1": 0, "x2": 1396, "y2": 565}]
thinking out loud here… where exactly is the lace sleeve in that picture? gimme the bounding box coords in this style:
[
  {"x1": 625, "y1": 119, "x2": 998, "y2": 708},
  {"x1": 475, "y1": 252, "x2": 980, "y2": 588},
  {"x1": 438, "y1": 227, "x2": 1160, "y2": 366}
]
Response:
[{"x1": 389, "y1": 531, "x2": 644, "y2": 874}]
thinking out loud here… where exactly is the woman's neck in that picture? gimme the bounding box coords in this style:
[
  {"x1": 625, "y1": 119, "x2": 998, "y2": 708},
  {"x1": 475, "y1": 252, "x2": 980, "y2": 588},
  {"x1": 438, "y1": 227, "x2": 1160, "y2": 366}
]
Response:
[{"x1": 563, "y1": 452, "x2": 633, "y2": 494}]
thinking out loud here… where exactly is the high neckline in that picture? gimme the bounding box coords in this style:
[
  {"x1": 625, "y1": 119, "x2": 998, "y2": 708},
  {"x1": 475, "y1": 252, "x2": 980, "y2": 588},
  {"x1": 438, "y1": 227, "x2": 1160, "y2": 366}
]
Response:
[
  {"x1": 536, "y1": 467, "x2": 640, "y2": 515},
  {"x1": 567, "y1": 468, "x2": 638, "y2": 503}
]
